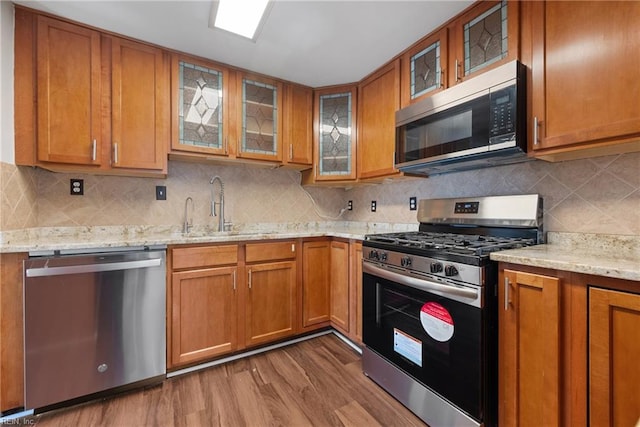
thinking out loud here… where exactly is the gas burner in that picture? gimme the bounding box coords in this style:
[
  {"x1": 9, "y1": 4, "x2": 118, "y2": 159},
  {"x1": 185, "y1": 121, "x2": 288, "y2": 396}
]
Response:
[{"x1": 365, "y1": 231, "x2": 535, "y2": 258}]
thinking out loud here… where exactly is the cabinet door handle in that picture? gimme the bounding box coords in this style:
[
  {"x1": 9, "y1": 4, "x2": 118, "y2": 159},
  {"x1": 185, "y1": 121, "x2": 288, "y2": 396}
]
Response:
[
  {"x1": 455, "y1": 60, "x2": 461, "y2": 82},
  {"x1": 232, "y1": 270, "x2": 236, "y2": 291},
  {"x1": 248, "y1": 269, "x2": 252, "y2": 289},
  {"x1": 289, "y1": 144, "x2": 293, "y2": 160},
  {"x1": 113, "y1": 143, "x2": 119, "y2": 164},
  {"x1": 224, "y1": 137, "x2": 228, "y2": 154},
  {"x1": 533, "y1": 116, "x2": 540, "y2": 146},
  {"x1": 440, "y1": 69, "x2": 445, "y2": 89},
  {"x1": 504, "y1": 277, "x2": 510, "y2": 311},
  {"x1": 91, "y1": 139, "x2": 97, "y2": 162}
]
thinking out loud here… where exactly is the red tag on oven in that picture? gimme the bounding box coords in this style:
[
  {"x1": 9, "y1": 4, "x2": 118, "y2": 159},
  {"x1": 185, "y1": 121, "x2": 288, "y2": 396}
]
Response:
[{"x1": 420, "y1": 302, "x2": 454, "y2": 342}]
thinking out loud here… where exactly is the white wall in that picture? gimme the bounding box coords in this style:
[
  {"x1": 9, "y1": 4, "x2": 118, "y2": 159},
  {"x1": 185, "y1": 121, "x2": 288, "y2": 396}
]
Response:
[{"x1": 0, "y1": 0, "x2": 14, "y2": 164}]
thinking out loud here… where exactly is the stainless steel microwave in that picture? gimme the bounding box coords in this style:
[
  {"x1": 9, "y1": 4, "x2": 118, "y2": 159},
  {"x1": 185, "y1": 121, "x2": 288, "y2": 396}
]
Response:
[{"x1": 395, "y1": 60, "x2": 528, "y2": 176}]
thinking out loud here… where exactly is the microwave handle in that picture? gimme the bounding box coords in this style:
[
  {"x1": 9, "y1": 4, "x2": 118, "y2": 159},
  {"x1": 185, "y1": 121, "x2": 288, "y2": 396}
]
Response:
[{"x1": 363, "y1": 262, "x2": 478, "y2": 301}]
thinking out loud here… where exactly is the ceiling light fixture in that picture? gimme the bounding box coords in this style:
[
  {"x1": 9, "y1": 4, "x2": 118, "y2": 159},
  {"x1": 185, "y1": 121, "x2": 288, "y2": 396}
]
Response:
[{"x1": 209, "y1": 0, "x2": 272, "y2": 41}]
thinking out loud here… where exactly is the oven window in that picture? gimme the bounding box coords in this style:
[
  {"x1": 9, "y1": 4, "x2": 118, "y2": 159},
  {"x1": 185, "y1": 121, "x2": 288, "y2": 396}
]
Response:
[{"x1": 363, "y1": 273, "x2": 484, "y2": 420}]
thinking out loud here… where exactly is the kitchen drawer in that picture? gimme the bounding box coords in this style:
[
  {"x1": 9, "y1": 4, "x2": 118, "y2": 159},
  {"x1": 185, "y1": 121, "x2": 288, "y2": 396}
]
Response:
[
  {"x1": 172, "y1": 245, "x2": 238, "y2": 270},
  {"x1": 245, "y1": 241, "x2": 297, "y2": 263}
]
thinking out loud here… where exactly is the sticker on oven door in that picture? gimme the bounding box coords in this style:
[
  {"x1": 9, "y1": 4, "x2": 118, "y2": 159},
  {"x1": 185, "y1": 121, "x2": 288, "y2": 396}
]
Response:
[
  {"x1": 393, "y1": 328, "x2": 422, "y2": 367},
  {"x1": 420, "y1": 302, "x2": 454, "y2": 342}
]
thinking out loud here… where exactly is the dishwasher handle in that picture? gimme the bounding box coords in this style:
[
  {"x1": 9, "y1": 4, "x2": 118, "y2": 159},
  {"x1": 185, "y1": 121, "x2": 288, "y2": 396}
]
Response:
[{"x1": 25, "y1": 258, "x2": 162, "y2": 278}]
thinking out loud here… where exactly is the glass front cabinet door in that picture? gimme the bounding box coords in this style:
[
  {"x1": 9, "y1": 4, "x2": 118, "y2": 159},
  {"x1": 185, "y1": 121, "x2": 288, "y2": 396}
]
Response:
[
  {"x1": 238, "y1": 75, "x2": 283, "y2": 161},
  {"x1": 313, "y1": 86, "x2": 357, "y2": 181},
  {"x1": 401, "y1": 28, "x2": 448, "y2": 106},
  {"x1": 450, "y1": 0, "x2": 518, "y2": 84},
  {"x1": 171, "y1": 55, "x2": 229, "y2": 156}
]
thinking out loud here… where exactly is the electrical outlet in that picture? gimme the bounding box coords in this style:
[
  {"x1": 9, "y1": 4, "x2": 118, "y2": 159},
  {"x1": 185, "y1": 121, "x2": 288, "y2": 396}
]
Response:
[
  {"x1": 371, "y1": 200, "x2": 377, "y2": 212},
  {"x1": 70, "y1": 179, "x2": 83, "y2": 196},
  {"x1": 409, "y1": 197, "x2": 417, "y2": 211},
  {"x1": 347, "y1": 200, "x2": 353, "y2": 211},
  {"x1": 155, "y1": 186, "x2": 167, "y2": 200}
]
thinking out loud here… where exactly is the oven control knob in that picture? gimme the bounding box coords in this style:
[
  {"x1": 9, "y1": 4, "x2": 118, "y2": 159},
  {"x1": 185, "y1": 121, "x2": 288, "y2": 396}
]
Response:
[
  {"x1": 430, "y1": 262, "x2": 443, "y2": 273},
  {"x1": 369, "y1": 250, "x2": 379, "y2": 260},
  {"x1": 444, "y1": 265, "x2": 459, "y2": 276},
  {"x1": 401, "y1": 257, "x2": 412, "y2": 267},
  {"x1": 379, "y1": 252, "x2": 388, "y2": 262}
]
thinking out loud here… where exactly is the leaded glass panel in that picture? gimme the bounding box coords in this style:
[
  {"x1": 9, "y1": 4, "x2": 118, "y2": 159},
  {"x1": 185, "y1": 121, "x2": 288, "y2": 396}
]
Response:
[
  {"x1": 464, "y1": 1, "x2": 508, "y2": 75},
  {"x1": 411, "y1": 41, "x2": 441, "y2": 99},
  {"x1": 319, "y1": 93, "x2": 352, "y2": 176},
  {"x1": 242, "y1": 79, "x2": 277, "y2": 155},
  {"x1": 178, "y1": 61, "x2": 223, "y2": 149}
]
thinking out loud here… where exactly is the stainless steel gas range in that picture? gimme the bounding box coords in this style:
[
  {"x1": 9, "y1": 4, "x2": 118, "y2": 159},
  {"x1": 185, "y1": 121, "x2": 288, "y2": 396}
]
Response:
[{"x1": 362, "y1": 194, "x2": 543, "y2": 427}]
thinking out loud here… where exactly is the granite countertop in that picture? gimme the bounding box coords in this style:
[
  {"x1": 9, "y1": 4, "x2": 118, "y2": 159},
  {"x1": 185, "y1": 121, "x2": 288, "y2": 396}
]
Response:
[
  {"x1": 490, "y1": 232, "x2": 640, "y2": 281},
  {"x1": 0, "y1": 222, "x2": 418, "y2": 254}
]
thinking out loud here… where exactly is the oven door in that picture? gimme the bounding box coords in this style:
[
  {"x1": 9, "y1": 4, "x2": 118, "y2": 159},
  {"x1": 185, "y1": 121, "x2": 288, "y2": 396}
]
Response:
[{"x1": 362, "y1": 262, "x2": 485, "y2": 421}]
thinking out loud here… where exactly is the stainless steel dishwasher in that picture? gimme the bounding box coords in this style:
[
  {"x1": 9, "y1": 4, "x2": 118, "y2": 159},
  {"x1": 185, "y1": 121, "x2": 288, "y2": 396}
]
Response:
[{"x1": 24, "y1": 246, "x2": 166, "y2": 411}]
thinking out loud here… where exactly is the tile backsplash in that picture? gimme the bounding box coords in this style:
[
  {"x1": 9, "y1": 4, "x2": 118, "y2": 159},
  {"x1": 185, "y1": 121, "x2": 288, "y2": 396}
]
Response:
[{"x1": 1, "y1": 152, "x2": 639, "y2": 235}]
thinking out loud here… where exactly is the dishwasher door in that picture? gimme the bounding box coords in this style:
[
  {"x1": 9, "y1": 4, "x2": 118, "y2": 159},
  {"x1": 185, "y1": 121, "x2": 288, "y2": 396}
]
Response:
[{"x1": 24, "y1": 248, "x2": 166, "y2": 410}]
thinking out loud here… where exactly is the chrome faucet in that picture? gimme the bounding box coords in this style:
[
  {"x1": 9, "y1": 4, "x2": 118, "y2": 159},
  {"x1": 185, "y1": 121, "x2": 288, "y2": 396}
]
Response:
[
  {"x1": 183, "y1": 197, "x2": 194, "y2": 234},
  {"x1": 210, "y1": 176, "x2": 225, "y2": 232}
]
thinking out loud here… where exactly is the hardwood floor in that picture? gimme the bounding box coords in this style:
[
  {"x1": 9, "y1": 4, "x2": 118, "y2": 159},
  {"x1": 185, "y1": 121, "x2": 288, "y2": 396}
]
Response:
[{"x1": 30, "y1": 334, "x2": 425, "y2": 426}]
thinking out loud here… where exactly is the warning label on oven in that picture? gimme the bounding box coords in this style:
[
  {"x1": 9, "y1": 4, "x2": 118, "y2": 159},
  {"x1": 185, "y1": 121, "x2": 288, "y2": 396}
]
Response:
[
  {"x1": 393, "y1": 328, "x2": 422, "y2": 367},
  {"x1": 420, "y1": 302, "x2": 454, "y2": 342}
]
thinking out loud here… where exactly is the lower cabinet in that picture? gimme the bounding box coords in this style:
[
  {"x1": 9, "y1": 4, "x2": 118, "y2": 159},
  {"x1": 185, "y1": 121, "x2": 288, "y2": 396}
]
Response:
[
  {"x1": 301, "y1": 239, "x2": 331, "y2": 330},
  {"x1": 330, "y1": 240, "x2": 350, "y2": 333},
  {"x1": 499, "y1": 269, "x2": 561, "y2": 426},
  {"x1": 589, "y1": 287, "x2": 640, "y2": 426},
  {"x1": 243, "y1": 241, "x2": 298, "y2": 347},
  {"x1": 171, "y1": 266, "x2": 238, "y2": 366},
  {"x1": 168, "y1": 238, "x2": 363, "y2": 370},
  {"x1": 499, "y1": 263, "x2": 640, "y2": 426},
  {"x1": 169, "y1": 245, "x2": 239, "y2": 368}
]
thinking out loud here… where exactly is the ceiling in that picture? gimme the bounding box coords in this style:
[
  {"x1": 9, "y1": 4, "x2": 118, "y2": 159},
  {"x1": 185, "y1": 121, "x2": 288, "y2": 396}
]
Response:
[{"x1": 13, "y1": 0, "x2": 474, "y2": 87}]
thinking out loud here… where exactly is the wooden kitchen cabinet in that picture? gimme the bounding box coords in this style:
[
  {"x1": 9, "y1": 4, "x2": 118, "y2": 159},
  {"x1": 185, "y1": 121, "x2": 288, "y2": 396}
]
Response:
[
  {"x1": 499, "y1": 268, "x2": 561, "y2": 426},
  {"x1": 400, "y1": 28, "x2": 449, "y2": 106},
  {"x1": 0, "y1": 253, "x2": 28, "y2": 413},
  {"x1": 34, "y1": 15, "x2": 102, "y2": 166},
  {"x1": 169, "y1": 54, "x2": 233, "y2": 158},
  {"x1": 244, "y1": 241, "x2": 297, "y2": 347},
  {"x1": 330, "y1": 240, "x2": 350, "y2": 333},
  {"x1": 301, "y1": 239, "x2": 331, "y2": 330},
  {"x1": 498, "y1": 263, "x2": 640, "y2": 426},
  {"x1": 526, "y1": 1, "x2": 640, "y2": 160},
  {"x1": 236, "y1": 73, "x2": 284, "y2": 163},
  {"x1": 282, "y1": 83, "x2": 314, "y2": 168},
  {"x1": 169, "y1": 245, "x2": 239, "y2": 368},
  {"x1": 357, "y1": 59, "x2": 402, "y2": 180},
  {"x1": 107, "y1": 36, "x2": 169, "y2": 172},
  {"x1": 15, "y1": 9, "x2": 169, "y2": 176},
  {"x1": 303, "y1": 85, "x2": 358, "y2": 184},
  {"x1": 348, "y1": 241, "x2": 363, "y2": 344},
  {"x1": 447, "y1": 0, "x2": 519, "y2": 85},
  {"x1": 589, "y1": 287, "x2": 640, "y2": 426}
]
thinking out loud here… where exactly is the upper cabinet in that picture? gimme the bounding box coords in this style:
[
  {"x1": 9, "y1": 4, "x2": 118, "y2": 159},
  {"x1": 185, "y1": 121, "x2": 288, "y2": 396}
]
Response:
[
  {"x1": 448, "y1": 0, "x2": 519, "y2": 85},
  {"x1": 282, "y1": 83, "x2": 313, "y2": 168},
  {"x1": 357, "y1": 59, "x2": 401, "y2": 180},
  {"x1": 236, "y1": 74, "x2": 284, "y2": 162},
  {"x1": 400, "y1": 1, "x2": 518, "y2": 107},
  {"x1": 34, "y1": 16, "x2": 102, "y2": 166},
  {"x1": 400, "y1": 28, "x2": 448, "y2": 106},
  {"x1": 170, "y1": 55, "x2": 231, "y2": 157},
  {"x1": 525, "y1": 1, "x2": 640, "y2": 160},
  {"x1": 15, "y1": 10, "x2": 169, "y2": 176},
  {"x1": 107, "y1": 36, "x2": 169, "y2": 171},
  {"x1": 307, "y1": 85, "x2": 358, "y2": 182}
]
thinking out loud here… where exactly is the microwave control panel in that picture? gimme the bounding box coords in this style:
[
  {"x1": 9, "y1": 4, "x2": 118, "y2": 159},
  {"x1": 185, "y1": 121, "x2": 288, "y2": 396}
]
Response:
[{"x1": 489, "y1": 84, "x2": 517, "y2": 142}]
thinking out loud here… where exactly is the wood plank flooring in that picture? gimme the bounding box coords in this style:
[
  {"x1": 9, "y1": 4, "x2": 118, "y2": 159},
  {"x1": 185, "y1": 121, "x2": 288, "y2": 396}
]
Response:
[{"x1": 30, "y1": 334, "x2": 425, "y2": 426}]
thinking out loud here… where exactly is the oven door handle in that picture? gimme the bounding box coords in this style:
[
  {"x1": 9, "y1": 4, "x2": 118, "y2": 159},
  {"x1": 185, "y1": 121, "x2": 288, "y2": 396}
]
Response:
[{"x1": 363, "y1": 262, "x2": 479, "y2": 300}]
